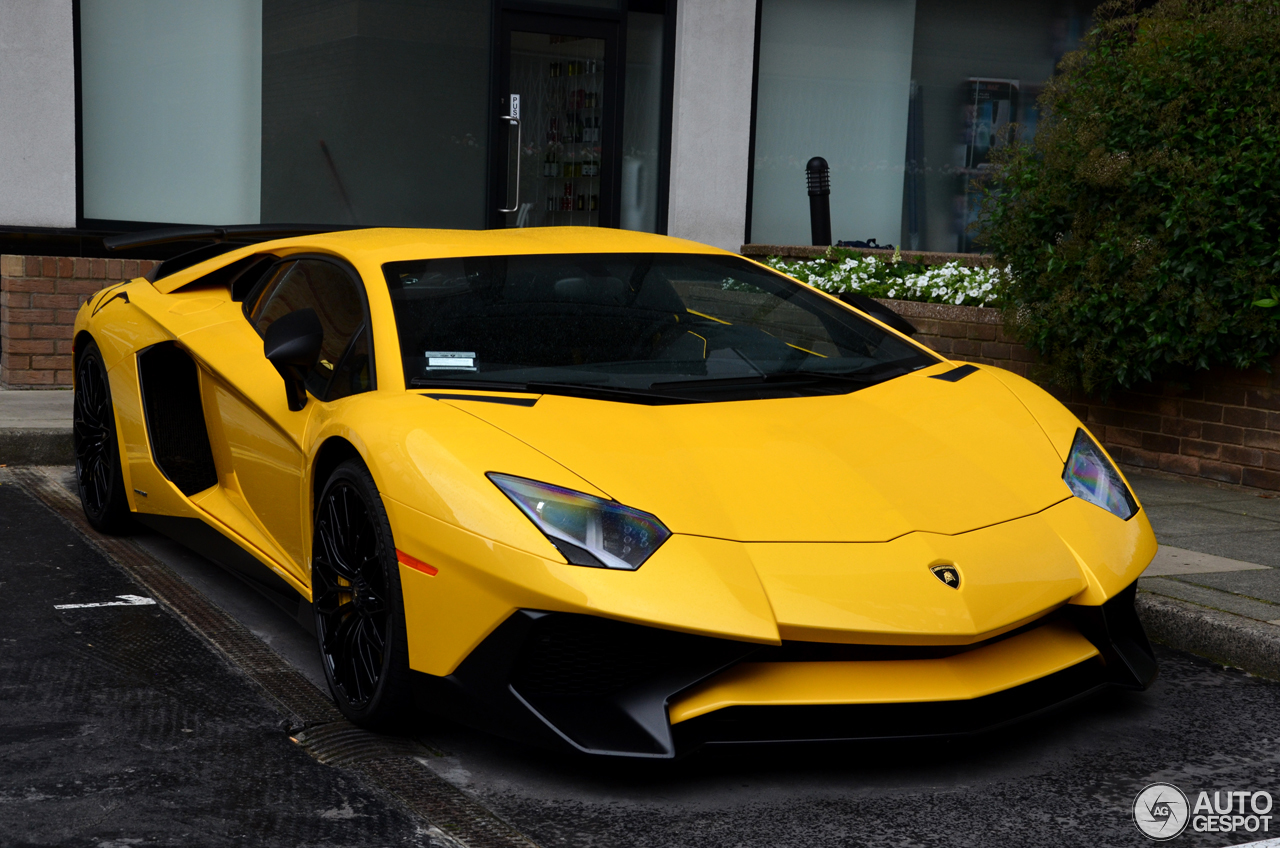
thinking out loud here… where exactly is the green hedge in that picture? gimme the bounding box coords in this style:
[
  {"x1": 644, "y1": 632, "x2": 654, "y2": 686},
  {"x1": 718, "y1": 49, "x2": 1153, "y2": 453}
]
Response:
[{"x1": 982, "y1": 0, "x2": 1280, "y2": 396}]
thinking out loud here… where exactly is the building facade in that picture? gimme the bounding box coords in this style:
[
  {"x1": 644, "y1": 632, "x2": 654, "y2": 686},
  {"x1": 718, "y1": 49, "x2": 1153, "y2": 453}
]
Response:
[{"x1": 0, "y1": 0, "x2": 1092, "y2": 256}]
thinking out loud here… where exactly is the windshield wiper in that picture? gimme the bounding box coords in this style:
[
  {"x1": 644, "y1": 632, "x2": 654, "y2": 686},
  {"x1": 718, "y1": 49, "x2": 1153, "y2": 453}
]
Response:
[
  {"x1": 649, "y1": 363, "x2": 911, "y2": 391},
  {"x1": 410, "y1": 376, "x2": 690, "y2": 404}
]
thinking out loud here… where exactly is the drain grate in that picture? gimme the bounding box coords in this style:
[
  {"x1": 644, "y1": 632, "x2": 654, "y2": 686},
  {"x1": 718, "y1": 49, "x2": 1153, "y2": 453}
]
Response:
[
  {"x1": 293, "y1": 721, "x2": 430, "y2": 766},
  {"x1": 11, "y1": 466, "x2": 541, "y2": 848}
]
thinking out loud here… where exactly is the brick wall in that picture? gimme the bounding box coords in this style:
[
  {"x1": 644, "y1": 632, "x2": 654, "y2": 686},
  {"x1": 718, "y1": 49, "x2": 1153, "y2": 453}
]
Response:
[
  {"x1": 1, "y1": 255, "x2": 158, "y2": 387},
  {"x1": 885, "y1": 299, "x2": 1280, "y2": 493}
]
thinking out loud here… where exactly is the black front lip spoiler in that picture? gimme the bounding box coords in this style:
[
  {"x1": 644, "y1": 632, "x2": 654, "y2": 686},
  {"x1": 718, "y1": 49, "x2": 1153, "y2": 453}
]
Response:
[{"x1": 411, "y1": 581, "x2": 1157, "y2": 759}]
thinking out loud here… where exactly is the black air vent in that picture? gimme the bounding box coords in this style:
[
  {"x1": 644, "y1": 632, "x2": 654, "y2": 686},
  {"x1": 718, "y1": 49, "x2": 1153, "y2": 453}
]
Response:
[{"x1": 137, "y1": 343, "x2": 218, "y2": 496}]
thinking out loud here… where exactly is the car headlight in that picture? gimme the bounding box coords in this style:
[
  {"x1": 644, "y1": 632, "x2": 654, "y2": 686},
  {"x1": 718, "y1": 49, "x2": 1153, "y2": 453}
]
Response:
[
  {"x1": 488, "y1": 473, "x2": 671, "y2": 570},
  {"x1": 1062, "y1": 429, "x2": 1138, "y2": 520}
]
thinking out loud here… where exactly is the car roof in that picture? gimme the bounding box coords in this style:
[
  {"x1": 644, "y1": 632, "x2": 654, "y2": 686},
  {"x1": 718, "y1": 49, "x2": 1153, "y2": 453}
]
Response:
[{"x1": 151, "y1": 226, "x2": 731, "y2": 294}]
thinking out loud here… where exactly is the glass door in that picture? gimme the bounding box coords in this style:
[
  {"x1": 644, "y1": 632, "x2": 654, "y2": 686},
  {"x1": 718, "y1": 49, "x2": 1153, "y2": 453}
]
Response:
[{"x1": 492, "y1": 14, "x2": 620, "y2": 229}]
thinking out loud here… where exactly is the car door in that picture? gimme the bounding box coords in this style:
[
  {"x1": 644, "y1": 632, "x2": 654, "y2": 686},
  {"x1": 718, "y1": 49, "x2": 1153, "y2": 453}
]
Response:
[{"x1": 190, "y1": 256, "x2": 372, "y2": 585}]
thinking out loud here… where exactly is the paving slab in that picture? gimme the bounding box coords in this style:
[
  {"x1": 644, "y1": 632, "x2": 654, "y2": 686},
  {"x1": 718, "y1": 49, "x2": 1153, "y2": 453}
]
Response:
[
  {"x1": 0, "y1": 386, "x2": 73, "y2": 428},
  {"x1": 1172, "y1": 568, "x2": 1280, "y2": 606},
  {"x1": 1138, "y1": 576, "x2": 1280, "y2": 623},
  {"x1": 1142, "y1": 545, "x2": 1272, "y2": 577}
]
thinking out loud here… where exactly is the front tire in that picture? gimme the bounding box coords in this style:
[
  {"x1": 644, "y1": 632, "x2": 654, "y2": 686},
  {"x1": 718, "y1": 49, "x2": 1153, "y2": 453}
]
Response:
[
  {"x1": 73, "y1": 340, "x2": 133, "y2": 534},
  {"x1": 312, "y1": 458, "x2": 413, "y2": 729}
]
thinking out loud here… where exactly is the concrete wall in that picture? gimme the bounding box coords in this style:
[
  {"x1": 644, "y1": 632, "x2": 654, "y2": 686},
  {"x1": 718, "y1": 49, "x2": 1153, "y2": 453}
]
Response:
[
  {"x1": 0, "y1": 1, "x2": 76, "y2": 229},
  {"x1": 666, "y1": 0, "x2": 757, "y2": 251}
]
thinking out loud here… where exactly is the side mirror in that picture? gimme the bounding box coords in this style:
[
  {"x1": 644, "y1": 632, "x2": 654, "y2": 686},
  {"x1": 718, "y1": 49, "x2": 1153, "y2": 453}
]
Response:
[
  {"x1": 838, "y1": 292, "x2": 918, "y2": 337},
  {"x1": 264, "y1": 308, "x2": 323, "y2": 411}
]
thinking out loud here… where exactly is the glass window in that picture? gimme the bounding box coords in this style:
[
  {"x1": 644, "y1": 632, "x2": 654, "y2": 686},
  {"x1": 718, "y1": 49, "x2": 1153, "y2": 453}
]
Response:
[
  {"x1": 383, "y1": 253, "x2": 936, "y2": 403},
  {"x1": 249, "y1": 259, "x2": 369, "y2": 400},
  {"x1": 80, "y1": 0, "x2": 263, "y2": 224},
  {"x1": 749, "y1": 0, "x2": 1096, "y2": 253},
  {"x1": 79, "y1": 0, "x2": 491, "y2": 229},
  {"x1": 620, "y1": 12, "x2": 665, "y2": 233}
]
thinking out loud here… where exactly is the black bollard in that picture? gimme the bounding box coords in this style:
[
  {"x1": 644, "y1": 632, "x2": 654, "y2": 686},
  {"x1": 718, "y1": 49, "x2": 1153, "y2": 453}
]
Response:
[{"x1": 806, "y1": 157, "x2": 832, "y2": 247}]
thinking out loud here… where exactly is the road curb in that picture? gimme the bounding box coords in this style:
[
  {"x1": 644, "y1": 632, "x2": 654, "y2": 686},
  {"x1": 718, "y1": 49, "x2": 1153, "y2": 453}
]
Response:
[
  {"x1": 0, "y1": 428, "x2": 73, "y2": 465},
  {"x1": 1137, "y1": 591, "x2": 1280, "y2": 681}
]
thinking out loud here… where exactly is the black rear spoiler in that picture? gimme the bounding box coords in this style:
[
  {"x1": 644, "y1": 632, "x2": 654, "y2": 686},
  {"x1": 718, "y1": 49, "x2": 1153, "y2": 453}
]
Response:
[{"x1": 104, "y1": 224, "x2": 362, "y2": 282}]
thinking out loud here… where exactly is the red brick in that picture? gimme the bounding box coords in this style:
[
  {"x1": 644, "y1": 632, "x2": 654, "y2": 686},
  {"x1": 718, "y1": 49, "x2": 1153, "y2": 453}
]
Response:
[
  {"x1": 1201, "y1": 422, "x2": 1244, "y2": 445},
  {"x1": 1181, "y1": 400, "x2": 1223, "y2": 422},
  {"x1": 121, "y1": 260, "x2": 140, "y2": 280},
  {"x1": 1162, "y1": 417, "x2": 1202, "y2": 438},
  {"x1": 1270, "y1": 412, "x2": 1280, "y2": 431},
  {"x1": 3, "y1": 308, "x2": 55, "y2": 324},
  {"x1": 54, "y1": 339, "x2": 74, "y2": 355},
  {"x1": 5, "y1": 322, "x2": 31, "y2": 339},
  {"x1": 56, "y1": 258, "x2": 73, "y2": 278},
  {"x1": 32, "y1": 293, "x2": 82, "y2": 310},
  {"x1": 2, "y1": 277, "x2": 56, "y2": 293},
  {"x1": 141, "y1": 260, "x2": 159, "y2": 275},
  {"x1": 1181, "y1": 440, "x2": 1220, "y2": 459},
  {"x1": 1243, "y1": 429, "x2": 1280, "y2": 451},
  {"x1": 1107, "y1": 427, "x2": 1144, "y2": 447},
  {"x1": 1246, "y1": 389, "x2": 1280, "y2": 411},
  {"x1": 106, "y1": 259, "x2": 122, "y2": 279},
  {"x1": 981, "y1": 342, "x2": 1013, "y2": 361},
  {"x1": 966, "y1": 323, "x2": 997, "y2": 341},
  {"x1": 55, "y1": 309, "x2": 80, "y2": 325},
  {"x1": 928, "y1": 338, "x2": 954, "y2": 354},
  {"x1": 2, "y1": 355, "x2": 30, "y2": 371},
  {"x1": 1199, "y1": 461, "x2": 1243, "y2": 485},
  {"x1": 89, "y1": 259, "x2": 106, "y2": 279},
  {"x1": 55, "y1": 279, "x2": 105, "y2": 296},
  {"x1": 1241, "y1": 468, "x2": 1280, "y2": 491},
  {"x1": 1009, "y1": 346, "x2": 1036, "y2": 363},
  {"x1": 1204, "y1": 384, "x2": 1248, "y2": 406},
  {"x1": 1119, "y1": 410, "x2": 1162, "y2": 432},
  {"x1": 25, "y1": 256, "x2": 41, "y2": 276},
  {"x1": 1119, "y1": 447, "x2": 1161, "y2": 468},
  {"x1": 30, "y1": 354, "x2": 73, "y2": 370},
  {"x1": 1159, "y1": 454, "x2": 1200, "y2": 476},
  {"x1": 54, "y1": 370, "x2": 74, "y2": 386},
  {"x1": 1, "y1": 291, "x2": 30, "y2": 308},
  {"x1": 3, "y1": 338, "x2": 55, "y2": 355},
  {"x1": 1266, "y1": 452, "x2": 1280, "y2": 472},
  {"x1": 7, "y1": 367, "x2": 53, "y2": 384},
  {"x1": 31, "y1": 324, "x2": 72, "y2": 340},
  {"x1": 40, "y1": 257, "x2": 56, "y2": 277},
  {"x1": 1222, "y1": 445, "x2": 1265, "y2": 467},
  {"x1": 1142, "y1": 432, "x2": 1181, "y2": 454},
  {"x1": 1224, "y1": 407, "x2": 1269, "y2": 429}
]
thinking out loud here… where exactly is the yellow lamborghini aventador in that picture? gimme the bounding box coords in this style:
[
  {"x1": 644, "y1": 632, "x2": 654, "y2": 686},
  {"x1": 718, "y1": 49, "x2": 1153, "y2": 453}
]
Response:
[{"x1": 72, "y1": 225, "x2": 1158, "y2": 757}]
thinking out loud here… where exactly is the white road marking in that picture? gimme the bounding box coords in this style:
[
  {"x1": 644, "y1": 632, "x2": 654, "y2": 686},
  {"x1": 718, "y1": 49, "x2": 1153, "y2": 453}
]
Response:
[
  {"x1": 54, "y1": 595, "x2": 156, "y2": 610},
  {"x1": 1143, "y1": 546, "x2": 1271, "y2": 577}
]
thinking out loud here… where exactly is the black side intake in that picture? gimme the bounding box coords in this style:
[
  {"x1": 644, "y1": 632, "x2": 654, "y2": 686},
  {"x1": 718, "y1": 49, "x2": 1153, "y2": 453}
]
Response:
[{"x1": 137, "y1": 342, "x2": 218, "y2": 496}]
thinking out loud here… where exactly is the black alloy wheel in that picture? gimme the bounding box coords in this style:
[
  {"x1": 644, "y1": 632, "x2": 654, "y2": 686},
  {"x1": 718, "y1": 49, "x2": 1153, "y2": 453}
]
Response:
[
  {"x1": 312, "y1": 458, "x2": 412, "y2": 728},
  {"x1": 73, "y1": 341, "x2": 133, "y2": 534}
]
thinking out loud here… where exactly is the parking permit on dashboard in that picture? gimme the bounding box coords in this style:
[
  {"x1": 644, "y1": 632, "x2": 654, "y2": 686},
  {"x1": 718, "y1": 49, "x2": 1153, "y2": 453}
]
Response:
[{"x1": 424, "y1": 351, "x2": 477, "y2": 371}]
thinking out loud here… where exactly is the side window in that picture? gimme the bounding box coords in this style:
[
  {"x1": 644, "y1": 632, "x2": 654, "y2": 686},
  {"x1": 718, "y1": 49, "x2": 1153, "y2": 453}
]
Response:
[{"x1": 247, "y1": 259, "x2": 371, "y2": 401}]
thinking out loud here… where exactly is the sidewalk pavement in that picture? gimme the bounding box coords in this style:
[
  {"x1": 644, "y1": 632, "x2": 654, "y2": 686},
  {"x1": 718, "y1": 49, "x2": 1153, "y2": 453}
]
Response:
[
  {"x1": 0, "y1": 385, "x2": 74, "y2": 465},
  {"x1": 1, "y1": 388, "x2": 1277, "y2": 679}
]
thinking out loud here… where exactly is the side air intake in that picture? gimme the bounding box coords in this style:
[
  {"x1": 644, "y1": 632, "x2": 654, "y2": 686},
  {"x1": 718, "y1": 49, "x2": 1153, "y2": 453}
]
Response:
[{"x1": 137, "y1": 342, "x2": 219, "y2": 496}]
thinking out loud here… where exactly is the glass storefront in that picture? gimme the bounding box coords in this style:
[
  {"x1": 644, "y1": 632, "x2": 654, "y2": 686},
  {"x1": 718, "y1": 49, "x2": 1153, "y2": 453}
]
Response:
[
  {"x1": 79, "y1": 0, "x2": 667, "y2": 233},
  {"x1": 750, "y1": 0, "x2": 1095, "y2": 252}
]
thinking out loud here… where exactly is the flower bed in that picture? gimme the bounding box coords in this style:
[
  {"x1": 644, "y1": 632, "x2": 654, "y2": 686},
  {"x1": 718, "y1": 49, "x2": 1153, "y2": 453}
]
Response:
[{"x1": 763, "y1": 248, "x2": 1005, "y2": 307}]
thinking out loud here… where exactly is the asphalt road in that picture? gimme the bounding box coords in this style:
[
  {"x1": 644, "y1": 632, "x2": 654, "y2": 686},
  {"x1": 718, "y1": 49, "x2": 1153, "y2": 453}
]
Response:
[{"x1": 4, "y1": 472, "x2": 1279, "y2": 848}]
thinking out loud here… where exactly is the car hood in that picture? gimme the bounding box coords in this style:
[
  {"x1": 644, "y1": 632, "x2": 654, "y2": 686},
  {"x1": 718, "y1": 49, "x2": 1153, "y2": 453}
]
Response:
[{"x1": 435, "y1": 366, "x2": 1071, "y2": 542}]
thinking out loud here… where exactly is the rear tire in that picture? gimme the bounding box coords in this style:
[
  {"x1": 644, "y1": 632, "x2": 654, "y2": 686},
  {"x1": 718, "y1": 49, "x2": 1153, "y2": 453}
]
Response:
[
  {"x1": 312, "y1": 458, "x2": 413, "y2": 730},
  {"x1": 73, "y1": 341, "x2": 134, "y2": 534}
]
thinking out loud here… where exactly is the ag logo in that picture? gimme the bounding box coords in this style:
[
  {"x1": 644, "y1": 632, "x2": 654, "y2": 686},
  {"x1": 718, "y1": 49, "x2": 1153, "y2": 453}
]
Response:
[
  {"x1": 930, "y1": 564, "x2": 960, "y2": 589},
  {"x1": 1133, "y1": 783, "x2": 1190, "y2": 840}
]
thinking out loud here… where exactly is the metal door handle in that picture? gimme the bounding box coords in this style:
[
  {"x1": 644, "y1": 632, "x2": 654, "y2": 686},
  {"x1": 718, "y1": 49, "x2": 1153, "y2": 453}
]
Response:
[{"x1": 498, "y1": 115, "x2": 521, "y2": 214}]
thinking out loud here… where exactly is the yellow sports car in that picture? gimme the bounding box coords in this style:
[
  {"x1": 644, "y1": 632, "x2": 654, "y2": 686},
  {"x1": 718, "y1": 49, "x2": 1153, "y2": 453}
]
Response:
[{"x1": 73, "y1": 225, "x2": 1158, "y2": 758}]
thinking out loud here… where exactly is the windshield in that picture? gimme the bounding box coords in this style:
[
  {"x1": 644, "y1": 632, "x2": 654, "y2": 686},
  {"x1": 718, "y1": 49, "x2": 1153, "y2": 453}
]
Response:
[{"x1": 383, "y1": 253, "x2": 937, "y2": 402}]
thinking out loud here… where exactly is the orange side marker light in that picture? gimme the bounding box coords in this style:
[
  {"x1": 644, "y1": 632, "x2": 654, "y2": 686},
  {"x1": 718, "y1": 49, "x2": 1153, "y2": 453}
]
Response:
[{"x1": 396, "y1": 549, "x2": 439, "y2": 576}]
